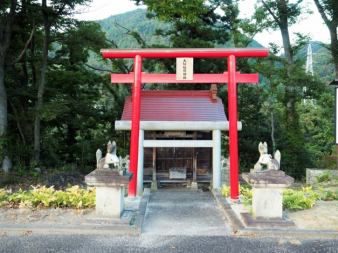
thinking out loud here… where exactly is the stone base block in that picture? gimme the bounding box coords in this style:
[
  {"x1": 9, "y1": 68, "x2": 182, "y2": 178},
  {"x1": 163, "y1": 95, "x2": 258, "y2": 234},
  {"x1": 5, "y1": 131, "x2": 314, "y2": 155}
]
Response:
[
  {"x1": 240, "y1": 212, "x2": 295, "y2": 228},
  {"x1": 252, "y1": 188, "x2": 283, "y2": 218},
  {"x1": 151, "y1": 180, "x2": 158, "y2": 191},
  {"x1": 190, "y1": 181, "x2": 198, "y2": 190},
  {"x1": 96, "y1": 186, "x2": 124, "y2": 218}
]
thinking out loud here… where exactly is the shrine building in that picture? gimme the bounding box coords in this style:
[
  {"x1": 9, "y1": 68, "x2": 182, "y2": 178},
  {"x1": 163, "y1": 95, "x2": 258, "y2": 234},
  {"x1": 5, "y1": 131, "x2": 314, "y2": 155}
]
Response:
[{"x1": 115, "y1": 87, "x2": 241, "y2": 195}]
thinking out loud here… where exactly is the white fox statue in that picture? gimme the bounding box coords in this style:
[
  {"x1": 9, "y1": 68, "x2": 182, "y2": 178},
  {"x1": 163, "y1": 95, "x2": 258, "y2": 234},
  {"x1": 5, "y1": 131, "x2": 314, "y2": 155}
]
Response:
[
  {"x1": 96, "y1": 141, "x2": 120, "y2": 170},
  {"x1": 253, "y1": 142, "x2": 281, "y2": 172}
]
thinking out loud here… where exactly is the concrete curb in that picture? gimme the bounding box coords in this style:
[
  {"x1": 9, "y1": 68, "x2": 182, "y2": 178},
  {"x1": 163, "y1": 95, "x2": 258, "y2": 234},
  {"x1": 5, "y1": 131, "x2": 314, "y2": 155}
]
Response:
[
  {"x1": 0, "y1": 223, "x2": 139, "y2": 236},
  {"x1": 212, "y1": 190, "x2": 245, "y2": 233},
  {"x1": 211, "y1": 189, "x2": 338, "y2": 239},
  {"x1": 0, "y1": 190, "x2": 151, "y2": 237},
  {"x1": 133, "y1": 188, "x2": 150, "y2": 234}
]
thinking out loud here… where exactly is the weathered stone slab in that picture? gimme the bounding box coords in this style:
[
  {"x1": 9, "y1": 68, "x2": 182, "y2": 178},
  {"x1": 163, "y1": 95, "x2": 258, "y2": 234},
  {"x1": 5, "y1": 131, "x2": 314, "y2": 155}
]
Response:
[
  {"x1": 85, "y1": 169, "x2": 132, "y2": 187},
  {"x1": 242, "y1": 170, "x2": 294, "y2": 188},
  {"x1": 306, "y1": 169, "x2": 338, "y2": 185}
]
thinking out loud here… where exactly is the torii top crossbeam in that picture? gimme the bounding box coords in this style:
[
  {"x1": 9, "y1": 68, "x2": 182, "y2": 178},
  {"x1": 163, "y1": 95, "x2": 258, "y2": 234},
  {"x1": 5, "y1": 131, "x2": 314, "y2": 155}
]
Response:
[
  {"x1": 101, "y1": 48, "x2": 268, "y2": 58},
  {"x1": 101, "y1": 48, "x2": 269, "y2": 199}
]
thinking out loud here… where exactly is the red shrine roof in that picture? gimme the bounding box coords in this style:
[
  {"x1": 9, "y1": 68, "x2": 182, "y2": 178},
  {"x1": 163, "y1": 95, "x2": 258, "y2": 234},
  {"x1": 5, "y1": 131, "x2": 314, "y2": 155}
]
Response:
[{"x1": 121, "y1": 90, "x2": 227, "y2": 121}]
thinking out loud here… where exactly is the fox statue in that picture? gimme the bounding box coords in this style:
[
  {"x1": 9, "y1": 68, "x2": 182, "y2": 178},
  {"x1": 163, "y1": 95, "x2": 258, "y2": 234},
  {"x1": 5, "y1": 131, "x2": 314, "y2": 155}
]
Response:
[
  {"x1": 253, "y1": 142, "x2": 281, "y2": 172},
  {"x1": 96, "y1": 141, "x2": 120, "y2": 170}
]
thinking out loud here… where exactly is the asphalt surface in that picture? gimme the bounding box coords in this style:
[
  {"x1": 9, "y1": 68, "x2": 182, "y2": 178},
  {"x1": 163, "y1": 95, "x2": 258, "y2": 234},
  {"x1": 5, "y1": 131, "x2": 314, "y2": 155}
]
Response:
[
  {"x1": 0, "y1": 234, "x2": 337, "y2": 253},
  {"x1": 142, "y1": 189, "x2": 230, "y2": 236}
]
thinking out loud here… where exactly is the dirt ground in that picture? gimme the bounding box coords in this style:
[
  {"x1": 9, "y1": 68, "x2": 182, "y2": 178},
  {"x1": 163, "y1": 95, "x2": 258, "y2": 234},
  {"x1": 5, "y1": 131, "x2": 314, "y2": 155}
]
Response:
[
  {"x1": 0, "y1": 201, "x2": 337, "y2": 232},
  {"x1": 0, "y1": 208, "x2": 95, "y2": 225},
  {"x1": 287, "y1": 200, "x2": 338, "y2": 231}
]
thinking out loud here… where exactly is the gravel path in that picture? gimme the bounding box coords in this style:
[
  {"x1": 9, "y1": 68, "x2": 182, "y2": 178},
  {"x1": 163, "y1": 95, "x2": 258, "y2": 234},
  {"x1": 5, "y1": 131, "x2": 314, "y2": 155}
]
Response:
[{"x1": 142, "y1": 189, "x2": 230, "y2": 236}]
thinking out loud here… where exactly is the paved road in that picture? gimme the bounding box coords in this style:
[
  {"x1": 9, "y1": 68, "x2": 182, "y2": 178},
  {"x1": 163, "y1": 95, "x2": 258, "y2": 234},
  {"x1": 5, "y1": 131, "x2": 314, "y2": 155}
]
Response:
[
  {"x1": 142, "y1": 189, "x2": 230, "y2": 236},
  {"x1": 1, "y1": 190, "x2": 337, "y2": 252},
  {"x1": 0, "y1": 235, "x2": 337, "y2": 253}
]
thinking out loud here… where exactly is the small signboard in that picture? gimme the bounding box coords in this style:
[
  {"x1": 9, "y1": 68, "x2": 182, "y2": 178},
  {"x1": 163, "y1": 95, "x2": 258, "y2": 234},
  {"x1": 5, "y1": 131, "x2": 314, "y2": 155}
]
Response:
[
  {"x1": 176, "y1": 58, "x2": 193, "y2": 81},
  {"x1": 169, "y1": 167, "x2": 187, "y2": 179}
]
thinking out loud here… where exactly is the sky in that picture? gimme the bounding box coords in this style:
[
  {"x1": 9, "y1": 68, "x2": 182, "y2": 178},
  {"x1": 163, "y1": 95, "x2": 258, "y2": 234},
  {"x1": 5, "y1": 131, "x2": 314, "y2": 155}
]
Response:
[{"x1": 74, "y1": 0, "x2": 331, "y2": 48}]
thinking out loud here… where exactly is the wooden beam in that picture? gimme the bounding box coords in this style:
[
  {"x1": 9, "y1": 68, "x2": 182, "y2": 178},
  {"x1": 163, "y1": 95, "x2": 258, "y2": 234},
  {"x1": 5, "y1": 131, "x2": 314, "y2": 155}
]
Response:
[
  {"x1": 101, "y1": 48, "x2": 269, "y2": 59},
  {"x1": 115, "y1": 120, "x2": 242, "y2": 131},
  {"x1": 143, "y1": 140, "x2": 213, "y2": 148},
  {"x1": 111, "y1": 72, "x2": 259, "y2": 84}
]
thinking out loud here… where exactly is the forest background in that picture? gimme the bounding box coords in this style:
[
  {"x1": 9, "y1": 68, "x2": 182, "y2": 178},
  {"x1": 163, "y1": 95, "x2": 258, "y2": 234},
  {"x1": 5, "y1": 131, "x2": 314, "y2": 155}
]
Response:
[{"x1": 0, "y1": 0, "x2": 337, "y2": 180}]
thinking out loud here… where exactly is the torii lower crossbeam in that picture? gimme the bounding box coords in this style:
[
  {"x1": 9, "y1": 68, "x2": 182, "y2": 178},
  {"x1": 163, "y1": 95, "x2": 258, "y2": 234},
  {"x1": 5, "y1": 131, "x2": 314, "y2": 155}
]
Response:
[
  {"x1": 101, "y1": 48, "x2": 269, "y2": 200},
  {"x1": 111, "y1": 72, "x2": 258, "y2": 84}
]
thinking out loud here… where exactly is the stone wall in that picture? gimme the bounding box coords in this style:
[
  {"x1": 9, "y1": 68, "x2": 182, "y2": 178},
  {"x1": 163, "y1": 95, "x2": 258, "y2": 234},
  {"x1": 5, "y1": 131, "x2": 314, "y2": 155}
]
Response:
[{"x1": 306, "y1": 168, "x2": 338, "y2": 185}]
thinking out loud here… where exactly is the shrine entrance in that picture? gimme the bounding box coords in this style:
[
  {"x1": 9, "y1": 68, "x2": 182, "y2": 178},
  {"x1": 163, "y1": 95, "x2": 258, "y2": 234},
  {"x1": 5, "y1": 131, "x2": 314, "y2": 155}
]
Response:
[
  {"x1": 101, "y1": 48, "x2": 269, "y2": 199},
  {"x1": 143, "y1": 131, "x2": 212, "y2": 185}
]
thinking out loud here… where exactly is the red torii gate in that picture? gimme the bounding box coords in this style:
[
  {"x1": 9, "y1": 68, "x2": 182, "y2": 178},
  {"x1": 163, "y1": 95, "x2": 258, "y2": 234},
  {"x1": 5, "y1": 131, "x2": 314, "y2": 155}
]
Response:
[{"x1": 101, "y1": 48, "x2": 269, "y2": 200}]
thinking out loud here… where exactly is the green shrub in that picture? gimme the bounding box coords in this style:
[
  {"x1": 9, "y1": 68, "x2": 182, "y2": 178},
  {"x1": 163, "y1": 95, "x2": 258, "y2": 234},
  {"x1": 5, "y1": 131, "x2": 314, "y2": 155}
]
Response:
[
  {"x1": 0, "y1": 185, "x2": 95, "y2": 209},
  {"x1": 283, "y1": 187, "x2": 319, "y2": 210},
  {"x1": 220, "y1": 184, "x2": 252, "y2": 207},
  {"x1": 0, "y1": 189, "x2": 8, "y2": 207},
  {"x1": 317, "y1": 187, "x2": 338, "y2": 201},
  {"x1": 240, "y1": 185, "x2": 253, "y2": 207},
  {"x1": 220, "y1": 185, "x2": 320, "y2": 211},
  {"x1": 220, "y1": 185, "x2": 230, "y2": 197}
]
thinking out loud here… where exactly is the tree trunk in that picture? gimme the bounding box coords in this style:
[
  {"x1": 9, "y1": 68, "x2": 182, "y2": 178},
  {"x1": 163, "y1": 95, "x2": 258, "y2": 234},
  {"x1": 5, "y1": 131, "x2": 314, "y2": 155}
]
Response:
[
  {"x1": 0, "y1": 58, "x2": 7, "y2": 138},
  {"x1": 276, "y1": 1, "x2": 298, "y2": 132},
  {"x1": 0, "y1": 56, "x2": 9, "y2": 171},
  {"x1": 270, "y1": 110, "x2": 276, "y2": 153},
  {"x1": 34, "y1": 0, "x2": 50, "y2": 163},
  {"x1": 277, "y1": 0, "x2": 293, "y2": 71},
  {"x1": 0, "y1": 0, "x2": 17, "y2": 160},
  {"x1": 9, "y1": 100, "x2": 26, "y2": 145},
  {"x1": 280, "y1": 25, "x2": 293, "y2": 65}
]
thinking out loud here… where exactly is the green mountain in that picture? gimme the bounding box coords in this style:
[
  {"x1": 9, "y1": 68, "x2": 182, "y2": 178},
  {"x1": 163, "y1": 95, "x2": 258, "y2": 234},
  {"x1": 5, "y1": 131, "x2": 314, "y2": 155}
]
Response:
[
  {"x1": 94, "y1": 9, "x2": 334, "y2": 81},
  {"x1": 97, "y1": 9, "x2": 263, "y2": 49},
  {"x1": 97, "y1": 9, "x2": 170, "y2": 48}
]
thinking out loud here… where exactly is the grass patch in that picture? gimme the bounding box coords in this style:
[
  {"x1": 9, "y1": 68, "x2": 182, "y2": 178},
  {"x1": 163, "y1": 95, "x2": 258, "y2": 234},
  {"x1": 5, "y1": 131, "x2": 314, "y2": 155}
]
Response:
[{"x1": 0, "y1": 185, "x2": 95, "y2": 209}]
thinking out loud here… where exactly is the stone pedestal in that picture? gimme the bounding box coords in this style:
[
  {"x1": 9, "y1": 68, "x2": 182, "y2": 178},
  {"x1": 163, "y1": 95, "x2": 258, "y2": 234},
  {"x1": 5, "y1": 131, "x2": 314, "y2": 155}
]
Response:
[
  {"x1": 85, "y1": 169, "x2": 132, "y2": 218},
  {"x1": 252, "y1": 188, "x2": 283, "y2": 218},
  {"x1": 242, "y1": 170, "x2": 294, "y2": 219},
  {"x1": 96, "y1": 187, "x2": 125, "y2": 217}
]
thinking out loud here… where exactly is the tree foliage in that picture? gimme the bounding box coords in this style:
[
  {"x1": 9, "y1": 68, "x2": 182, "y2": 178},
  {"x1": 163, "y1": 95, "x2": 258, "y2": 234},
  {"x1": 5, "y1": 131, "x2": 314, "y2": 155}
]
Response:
[{"x1": 0, "y1": 1, "x2": 335, "y2": 181}]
